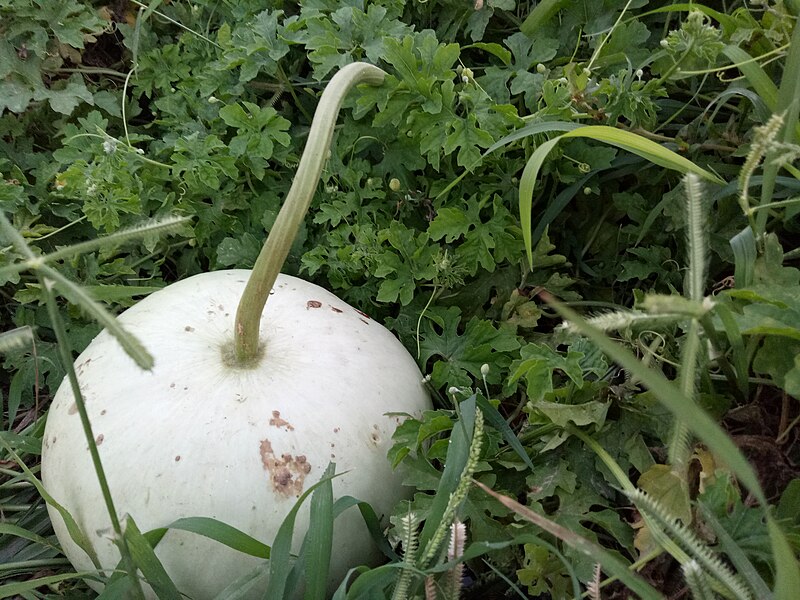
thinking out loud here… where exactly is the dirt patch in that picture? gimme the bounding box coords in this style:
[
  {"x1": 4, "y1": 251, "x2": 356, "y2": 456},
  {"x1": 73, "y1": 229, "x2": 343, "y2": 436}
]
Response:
[
  {"x1": 269, "y1": 410, "x2": 294, "y2": 431},
  {"x1": 259, "y1": 439, "x2": 311, "y2": 497}
]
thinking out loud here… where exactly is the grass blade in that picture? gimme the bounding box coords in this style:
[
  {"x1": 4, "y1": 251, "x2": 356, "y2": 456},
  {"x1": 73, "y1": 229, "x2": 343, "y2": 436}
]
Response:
[
  {"x1": 145, "y1": 517, "x2": 271, "y2": 559},
  {"x1": 263, "y1": 468, "x2": 341, "y2": 600},
  {"x1": 475, "y1": 395, "x2": 534, "y2": 471},
  {"x1": 769, "y1": 517, "x2": 800, "y2": 600},
  {"x1": 38, "y1": 264, "x2": 154, "y2": 370},
  {"x1": 721, "y1": 46, "x2": 778, "y2": 111},
  {"x1": 0, "y1": 572, "x2": 98, "y2": 597},
  {"x1": 545, "y1": 290, "x2": 800, "y2": 599},
  {"x1": 698, "y1": 502, "x2": 772, "y2": 600},
  {"x1": 0, "y1": 440, "x2": 101, "y2": 569},
  {"x1": 519, "y1": 0, "x2": 570, "y2": 36},
  {"x1": 121, "y1": 516, "x2": 182, "y2": 600},
  {"x1": 211, "y1": 566, "x2": 269, "y2": 600},
  {"x1": 331, "y1": 496, "x2": 399, "y2": 561},
  {"x1": 0, "y1": 523, "x2": 61, "y2": 553},
  {"x1": 519, "y1": 126, "x2": 724, "y2": 264},
  {"x1": 42, "y1": 215, "x2": 190, "y2": 265},
  {"x1": 417, "y1": 395, "x2": 476, "y2": 552},
  {"x1": 544, "y1": 293, "x2": 766, "y2": 503},
  {"x1": 730, "y1": 226, "x2": 757, "y2": 288},
  {"x1": 0, "y1": 326, "x2": 33, "y2": 353},
  {"x1": 303, "y1": 463, "x2": 335, "y2": 600}
]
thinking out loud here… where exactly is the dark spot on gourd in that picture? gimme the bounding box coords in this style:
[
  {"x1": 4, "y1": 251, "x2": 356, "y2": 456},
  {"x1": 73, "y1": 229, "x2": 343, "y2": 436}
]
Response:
[
  {"x1": 360, "y1": 318, "x2": 370, "y2": 325},
  {"x1": 184, "y1": 325, "x2": 194, "y2": 332},
  {"x1": 274, "y1": 468, "x2": 292, "y2": 487},
  {"x1": 307, "y1": 300, "x2": 322, "y2": 309},
  {"x1": 170, "y1": 383, "x2": 176, "y2": 389},
  {"x1": 101, "y1": 409, "x2": 107, "y2": 416},
  {"x1": 333, "y1": 427, "x2": 340, "y2": 433},
  {"x1": 96, "y1": 434, "x2": 104, "y2": 445},
  {"x1": 331, "y1": 306, "x2": 343, "y2": 313},
  {"x1": 269, "y1": 410, "x2": 294, "y2": 431},
  {"x1": 175, "y1": 455, "x2": 181, "y2": 462},
  {"x1": 259, "y1": 439, "x2": 311, "y2": 497},
  {"x1": 355, "y1": 309, "x2": 371, "y2": 319}
]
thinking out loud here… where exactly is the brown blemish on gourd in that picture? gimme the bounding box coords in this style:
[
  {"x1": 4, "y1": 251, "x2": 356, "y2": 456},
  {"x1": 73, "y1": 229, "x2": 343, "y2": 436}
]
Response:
[
  {"x1": 307, "y1": 300, "x2": 322, "y2": 309},
  {"x1": 354, "y1": 309, "x2": 371, "y2": 319},
  {"x1": 360, "y1": 318, "x2": 370, "y2": 325},
  {"x1": 269, "y1": 410, "x2": 294, "y2": 431},
  {"x1": 68, "y1": 402, "x2": 78, "y2": 415},
  {"x1": 96, "y1": 434, "x2": 104, "y2": 445},
  {"x1": 330, "y1": 306, "x2": 343, "y2": 313},
  {"x1": 175, "y1": 455, "x2": 181, "y2": 462},
  {"x1": 259, "y1": 439, "x2": 311, "y2": 497},
  {"x1": 185, "y1": 325, "x2": 194, "y2": 332},
  {"x1": 76, "y1": 357, "x2": 92, "y2": 376}
]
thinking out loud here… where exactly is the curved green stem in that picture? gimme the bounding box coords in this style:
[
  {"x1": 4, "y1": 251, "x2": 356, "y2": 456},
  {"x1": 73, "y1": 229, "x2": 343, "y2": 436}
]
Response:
[{"x1": 233, "y1": 62, "x2": 386, "y2": 364}]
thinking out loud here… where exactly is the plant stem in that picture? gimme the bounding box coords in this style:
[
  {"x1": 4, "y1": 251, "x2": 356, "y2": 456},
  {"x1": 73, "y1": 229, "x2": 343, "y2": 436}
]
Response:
[{"x1": 233, "y1": 62, "x2": 385, "y2": 364}]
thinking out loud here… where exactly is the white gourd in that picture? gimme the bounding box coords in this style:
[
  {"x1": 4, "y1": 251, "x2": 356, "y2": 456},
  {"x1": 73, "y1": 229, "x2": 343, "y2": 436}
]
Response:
[{"x1": 40, "y1": 63, "x2": 431, "y2": 598}]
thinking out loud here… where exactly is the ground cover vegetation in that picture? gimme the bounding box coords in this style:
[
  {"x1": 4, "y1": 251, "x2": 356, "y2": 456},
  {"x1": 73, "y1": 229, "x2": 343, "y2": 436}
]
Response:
[{"x1": 1, "y1": 0, "x2": 799, "y2": 598}]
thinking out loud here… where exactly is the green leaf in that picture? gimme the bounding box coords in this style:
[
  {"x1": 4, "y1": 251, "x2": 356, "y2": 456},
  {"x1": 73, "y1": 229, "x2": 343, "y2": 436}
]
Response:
[
  {"x1": 475, "y1": 481, "x2": 663, "y2": 600},
  {"x1": 509, "y1": 342, "x2": 584, "y2": 402},
  {"x1": 526, "y1": 459, "x2": 577, "y2": 501},
  {"x1": 519, "y1": 0, "x2": 570, "y2": 36},
  {"x1": 39, "y1": 264, "x2": 154, "y2": 370},
  {"x1": 735, "y1": 303, "x2": 800, "y2": 340},
  {"x1": 0, "y1": 431, "x2": 41, "y2": 455},
  {"x1": 546, "y1": 295, "x2": 768, "y2": 506},
  {"x1": 428, "y1": 207, "x2": 472, "y2": 243},
  {"x1": 752, "y1": 337, "x2": 800, "y2": 397},
  {"x1": 39, "y1": 74, "x2": 94, "y2": 115},
  {"x1": 722, "y1": 45, "x2": 778, "y2": 111},
  {"x1": 532, "y1": 399, "x2": 611, "y2": 429},
  {"x1": 216, "y1": 233, "x2": 262, "y2": 268},
  {"x1": 420, "y1": 307, "x2": 520, "y2": 389},
  {"x1": 463, "y1": 42, "x2": 512, "y2": 66},
  {"x1": 637, "y1": 464, "x2": 692, "y2": 524}
]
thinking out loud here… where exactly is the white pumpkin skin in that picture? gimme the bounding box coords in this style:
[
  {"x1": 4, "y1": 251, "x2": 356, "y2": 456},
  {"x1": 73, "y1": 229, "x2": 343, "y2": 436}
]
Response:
[{"x1": 41, "y1": 270, "x2": 431, "y2": 598}]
